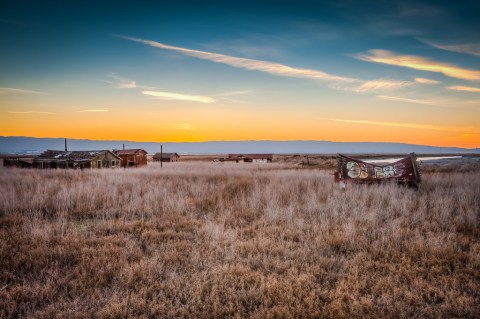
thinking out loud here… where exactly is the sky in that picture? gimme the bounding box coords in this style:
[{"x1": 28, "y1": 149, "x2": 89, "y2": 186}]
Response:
[{"x1": 1, "y1": 0, "x2": 479, "y2": 148}]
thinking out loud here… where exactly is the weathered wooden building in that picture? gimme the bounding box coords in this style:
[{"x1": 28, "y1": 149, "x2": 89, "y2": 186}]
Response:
[
  {"x1": 33, "y1": 150, "x2": 121, "y2": 169},
  {"x1": 227, "y1": 154, "x2": 273, "y2": 163},
  {"x1": 113, "y1": 149, "x2": 148, "y2": 167},
  {"x1": 0, "y1": 154, "x2": 36, "y2": 168},
  {"x1": 152, "y1": 152, "x2": 180, "y2": 162}
]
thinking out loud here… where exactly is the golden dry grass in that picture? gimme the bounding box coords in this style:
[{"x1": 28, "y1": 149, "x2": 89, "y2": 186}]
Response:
[{"x1": 1, "y1": 163, "x2": 479, "y2": 318}]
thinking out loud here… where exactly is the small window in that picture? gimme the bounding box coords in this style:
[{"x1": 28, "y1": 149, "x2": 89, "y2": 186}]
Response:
[
  {"x1": 112, "y1": 160, "x2": 116, "y2": 167},
  {"x1": 97, "y1": 160, "x2": 102, "y2": 168}
]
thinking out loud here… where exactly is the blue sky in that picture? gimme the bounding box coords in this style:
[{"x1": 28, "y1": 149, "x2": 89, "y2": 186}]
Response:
[{"x1": 1, "y1": 0, "x2": 479, "y2": 147}]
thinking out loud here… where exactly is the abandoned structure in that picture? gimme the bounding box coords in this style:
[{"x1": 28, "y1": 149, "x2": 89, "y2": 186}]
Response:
[
  {"x1": 335, "y1": 153, "x2": 421, "y2": 187},
  {"x1": 0, "y1": 154, "x2": 36, "y2": 168},
  {"x1": 113, "y1": 149, "x2": 148, "y2": 167},
  {"x1": 152, "y1": 152, "x2": 180, "y2": 162},
  {"x1": 226, "y1": 154, "x2": 273, "y2": 163},
  {"x1": 33, "y1": 150, "x2": 121, "y2": 169}
]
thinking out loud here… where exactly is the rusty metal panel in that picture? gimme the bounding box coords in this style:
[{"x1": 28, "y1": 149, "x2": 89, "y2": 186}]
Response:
[{"x1": 336, "y1": 153, "x2": 421, "y2": 185}]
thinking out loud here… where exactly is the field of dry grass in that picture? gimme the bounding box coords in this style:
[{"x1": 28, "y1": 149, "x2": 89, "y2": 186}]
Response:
[{"x1": 1, "y1": 162, "x2": 479, "y2": 318}]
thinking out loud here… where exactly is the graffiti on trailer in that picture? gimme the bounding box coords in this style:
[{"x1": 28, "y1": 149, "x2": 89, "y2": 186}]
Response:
[
  {"x1": 346, "y1": 161, "x2": 405, "y2": 179},
  {"x1": 336, "y1": 153, "x2": 421, "y2": 185}
]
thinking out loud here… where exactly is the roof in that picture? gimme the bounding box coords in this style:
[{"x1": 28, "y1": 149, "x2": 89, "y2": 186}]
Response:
[
  {"x1": 153, "y1": 152, "x2": 179, "y2": 159},
  {"x1": 228, "y1": 154, "x2": 273, "y2": 160},
  {"x1": 35, "y1": 150, "x2": 121, "y2": 162},
  {"x1": 0, "y1": 154, "x2": 38, "y2": 159},
  {"x1": 113, "y1": 149, "x2": 147, "y2": 155}
]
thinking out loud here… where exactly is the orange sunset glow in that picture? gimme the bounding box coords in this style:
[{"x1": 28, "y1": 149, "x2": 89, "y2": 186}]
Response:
[{"x1": 1, "y1": 1, "x2": 479, "y2": 151}]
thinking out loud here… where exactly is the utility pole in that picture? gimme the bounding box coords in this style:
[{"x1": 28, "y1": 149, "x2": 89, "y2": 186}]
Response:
[{"x1": 160, "y1": 144, "x2": 163, "y2": 168}]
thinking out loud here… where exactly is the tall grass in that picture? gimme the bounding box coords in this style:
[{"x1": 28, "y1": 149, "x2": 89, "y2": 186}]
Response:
[{"x1": 1, "y1": 163, "x2": 479, "y2": 318}]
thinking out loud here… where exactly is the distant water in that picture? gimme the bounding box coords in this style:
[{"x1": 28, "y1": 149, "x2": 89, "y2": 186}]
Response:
[{"x1": 363, "y1": 156, "x2": 462, "y2": 164}]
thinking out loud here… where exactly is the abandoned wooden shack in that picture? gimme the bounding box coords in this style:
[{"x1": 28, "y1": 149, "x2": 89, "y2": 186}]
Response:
[
  {"x1": 33, "y1": 150, "x2": 121, "y2": 169},
  {"x1": 227, "y1": 154, "x2": 273, "y2": 163},
  {"x1": 152, "y1": 152, "x2": 180, "y2": 162},
  {"x1": 0, "y1": 154, "x2": 36, "y2": 168},
  {"x1": 113, "y1": 149, "x2": 148, "y2": 167}
]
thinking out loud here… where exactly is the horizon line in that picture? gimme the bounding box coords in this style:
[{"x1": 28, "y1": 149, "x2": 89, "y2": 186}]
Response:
[{"x1": 0, "y1": 136, "x2": 478, "y2": 150}]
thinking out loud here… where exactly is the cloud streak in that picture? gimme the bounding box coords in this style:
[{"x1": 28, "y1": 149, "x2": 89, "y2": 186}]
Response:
[
  {"x1": 447, "y1": 85, "x2": 480, "y2": 93},
  {"x1": 214, "y1": 90, "x2": 253, "y2": 97},
  {"x1": 415, "y1": 77, "x2": 440, "y2": 84},
  {"x1": 142, "y1": 90, "x2": 215, "y2": 103},
  {"x1": 213, "y1": 90, "x2": 253, "y2": 103},
  {"x1": 106, "y1": 73, "x2": 137, "y2": 89},
  {"x1": 0, "y1": 87, "x2": 48, "y2": 95},
  {"x1": 350, "y1": 80, "x2": 412, "y2": 92},
  {"x1": 376, "y1": 95, "x2": 434, "y2": 105},
  {"x1": 119, "y1": 35, "x2": 355, "y2": 83},
  {"x1": 355, "y1": 49, "x2": 480, "y2": 81},
  {"x1": 8, "y1": 111, "x2": 54, "y2": 114},
  {"x1": 327, "y1": 118, "x2": 450, "y2": 131},
  {"x1": 117, "y1": 35, "x2": 414, "y2": 93},
  {"x1": 421, "y1": 39, "x2": 480, "y2": 57},
  {"x1": 376, "y1": 95, "x2": 480, "y2": 110},
  {"x1": 75, "y1": 109, "x2": 110, "y2": 112},
  {"x1": 114, "y1": 35, "x2": 415, "y2": 93}
]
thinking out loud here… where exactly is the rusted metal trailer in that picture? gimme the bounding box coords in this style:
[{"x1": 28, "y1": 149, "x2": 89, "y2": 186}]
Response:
[{"x1": 335, "y1": 153, "x2": 421, "y2": 187}]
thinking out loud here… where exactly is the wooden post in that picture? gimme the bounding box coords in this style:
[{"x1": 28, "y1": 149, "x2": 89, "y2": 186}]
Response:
[
  {"x1": 64, "y1": 138, "x2": 67, "y2": 151},
  {"x1": 410, "y1": 152, "x2": 421, "y2": 184},
  {"x1": 123, "y1": 144, "x2": 125, "y2": 151},
  {"x1": 306, "y1": 155, "x2": 310, "y2": 165},
  {"x1": 160, "y1": 145, "x2": 163, "y2": 168}
]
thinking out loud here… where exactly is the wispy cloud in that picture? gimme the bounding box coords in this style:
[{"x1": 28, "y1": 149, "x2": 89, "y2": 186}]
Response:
[
  {"x1": 142, "y1": 90, "x2": 215, "y2": 103},
  {"x1": 122, "y1": 37, "x2": 354, "y2": 82},
  {"x1": 75, "y1": 109, "x2": 110, "y2": 112},
  {"x1": 213, "y1": 90, "x2": 253, "y2": 103},
  {"x1": 376, "y1": 95, "x2": 434, "y2": 105},
  {"x1": 415, "y1": 77, "x2": 440, "y2": 84},
  {"x1": 117, "y1": 35, "x2": 416, "y2": 93},
  {"x1": 355, "y1": 49, "x2": 480, "y2": 81},
  {"x1": 118, "y1": 35, "x2": 356, "y2": 83},
  {"x1": 349, "y1": 80, "x2": 412, "y2": 93},
  {"x1": 203, "y1": 38, "x2": 285, "y2": 60},
  {"x1": 104, "y1": 74, "x2": 158, "y2": 90},
  {"x1": 8, "y1": 111, "x2": 54, "y2": 114},
  {"x1": 214, "y1": 90, "x2": 253, "y2": 97},
  {"x1": 105, "y1": 73, "x2": 137, "y2": 89},
  {"x1": 327, "y1": 118, "x2": 450, "y2": 131},
  {"x1": 446, "y1": 85, "x2": 480, "y2": 93},
  {"x1": 376, "y1": 95, "x2": 480, "y2": 109},
  {"x1": 0, "y1": 87, "x2": 48, "y2": 95},
  {"x1": 421, "y1": 39, "x2": 480, "y2": 57}
]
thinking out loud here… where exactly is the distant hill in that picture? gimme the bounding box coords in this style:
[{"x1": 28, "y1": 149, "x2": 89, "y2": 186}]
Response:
[{"x1": 0, "y1": 136, "x2": 478, "y2": 155}]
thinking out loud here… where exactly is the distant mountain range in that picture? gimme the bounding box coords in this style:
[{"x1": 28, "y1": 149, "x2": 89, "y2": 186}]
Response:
[{"x1": 0, "y1": 136, "x2": 478, "y2": 155}]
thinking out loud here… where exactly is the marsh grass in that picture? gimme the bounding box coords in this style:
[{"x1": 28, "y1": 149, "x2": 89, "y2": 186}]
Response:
[{"x1": 0, "y1": 163, "x2": 479, "y2": 318}]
